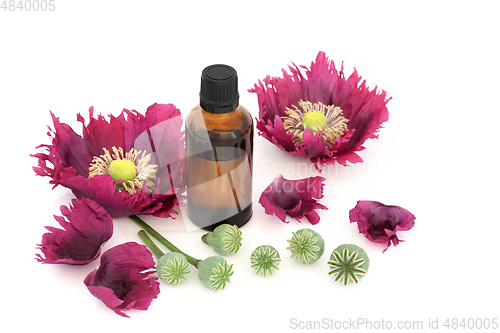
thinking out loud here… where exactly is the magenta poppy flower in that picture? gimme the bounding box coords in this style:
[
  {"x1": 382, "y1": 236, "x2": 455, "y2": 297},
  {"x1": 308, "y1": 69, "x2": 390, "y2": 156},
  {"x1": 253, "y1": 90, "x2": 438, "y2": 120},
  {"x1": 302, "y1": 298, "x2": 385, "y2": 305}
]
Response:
[
  {"x1": 32, "y1": 103, "x2": 185, "y2": 218},
  {"x1": 36, "y1": 197, "x2": 113, "y2": 265},
  {"x1": 259, "y1": 175, "x2": 327, "y2": 225},
  {"x1": 249, "y1": 51, "x2": 390, "y2": 170},
  {"x1": 84, "y1": 242, "x2": 160, "y2": 317},
  {"x1": 349, "y1": 200, "x2": 416, "y2": 252}
]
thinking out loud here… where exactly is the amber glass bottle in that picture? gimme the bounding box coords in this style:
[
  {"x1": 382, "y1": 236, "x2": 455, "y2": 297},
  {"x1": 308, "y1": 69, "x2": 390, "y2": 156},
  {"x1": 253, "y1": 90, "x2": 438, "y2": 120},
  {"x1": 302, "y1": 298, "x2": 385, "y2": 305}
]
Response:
[{"x1": 186, "y1": 64, "x2": 253, "y2": 231}]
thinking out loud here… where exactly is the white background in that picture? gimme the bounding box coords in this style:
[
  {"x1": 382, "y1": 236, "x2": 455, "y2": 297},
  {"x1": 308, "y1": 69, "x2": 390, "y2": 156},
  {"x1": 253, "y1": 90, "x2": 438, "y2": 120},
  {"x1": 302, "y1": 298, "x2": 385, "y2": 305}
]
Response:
[{"x1": 2, "y1": 0, "x2": 499, "y2": 332}]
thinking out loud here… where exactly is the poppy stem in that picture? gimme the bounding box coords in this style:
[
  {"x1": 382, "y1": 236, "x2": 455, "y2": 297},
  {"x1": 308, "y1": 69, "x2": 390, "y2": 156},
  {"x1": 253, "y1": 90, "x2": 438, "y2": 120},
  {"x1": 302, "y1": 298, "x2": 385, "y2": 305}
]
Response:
[
  {"x1": 137, "y1": 230, "x2": 164, "y2": 259},
  {"x1": 130, "y1": 215, "x2": 201, "y2": 268}
]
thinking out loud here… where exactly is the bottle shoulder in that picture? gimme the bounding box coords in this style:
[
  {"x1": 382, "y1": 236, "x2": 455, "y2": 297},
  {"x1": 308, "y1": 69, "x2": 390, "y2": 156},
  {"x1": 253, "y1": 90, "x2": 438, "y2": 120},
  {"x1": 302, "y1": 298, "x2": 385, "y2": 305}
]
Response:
[{"x1": 186, "y1": 104, "x2": 253, "y2": 133}]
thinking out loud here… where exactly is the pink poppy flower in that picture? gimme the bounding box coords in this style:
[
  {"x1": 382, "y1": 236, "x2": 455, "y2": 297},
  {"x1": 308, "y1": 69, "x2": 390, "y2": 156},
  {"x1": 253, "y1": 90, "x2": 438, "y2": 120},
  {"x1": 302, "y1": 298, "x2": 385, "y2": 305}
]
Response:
[
  {"x1": 259, "y1": 175, "x2": 327, "y2": 225},
  {"x1": 349, "y1": 200, "x2": 416, "y2": 252},
  {"x1": 36, "y1": 197, "x2": 113, "y2": 265},
  {"x1": 32, "y1": 103, "x2": 185, "y2": 218},
  {"x1": 84, "y1": 242, "x2": 160, "y2": 317},
  {"x1": 249, "y1": 51, "x2": 390, "y2": 170}
]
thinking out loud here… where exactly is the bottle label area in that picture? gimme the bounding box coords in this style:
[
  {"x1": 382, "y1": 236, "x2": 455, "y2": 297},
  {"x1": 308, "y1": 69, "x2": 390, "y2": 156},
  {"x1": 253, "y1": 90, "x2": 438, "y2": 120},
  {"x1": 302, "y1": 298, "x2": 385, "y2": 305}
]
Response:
[{"x1": 186, "y1": 128, "x2": 253, "y2": 230}]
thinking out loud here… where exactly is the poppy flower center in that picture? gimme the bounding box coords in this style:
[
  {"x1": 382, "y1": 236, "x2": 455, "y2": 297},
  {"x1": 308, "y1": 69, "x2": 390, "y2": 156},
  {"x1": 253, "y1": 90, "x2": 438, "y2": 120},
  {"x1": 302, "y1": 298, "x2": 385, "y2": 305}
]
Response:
[
  {"x1": 302, "y1": 111, "x2": 327, "y2": 132},
  {"x1": 89, "y1": 146, "x2": 158, "y2": 195},
  {"x1": 108, "y1": 159, "x2": 137, "y2": 183},
  {"x1": 283, "y1": 100, "x2": 349, "y2": 147}
]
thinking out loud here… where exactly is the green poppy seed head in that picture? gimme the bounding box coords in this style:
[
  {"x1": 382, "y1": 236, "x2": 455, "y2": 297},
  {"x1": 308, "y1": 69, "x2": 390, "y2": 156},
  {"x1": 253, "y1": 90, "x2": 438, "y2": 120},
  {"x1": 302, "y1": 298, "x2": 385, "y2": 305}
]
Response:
[
  {"x1": 286, "y1": 228, "x2": 325, "y2": 264},
  {"x1": 328, "y1": 244, "x2": 370, "y2": 285},
  {"x1": 202, "y1": 224, "x2": 242, "y2": 256},
  {"x1": 156, "y1": 252, "x2": 190, "y2": 286},
  {"x1": 197, "y1": 256, "x2": 234, "y2": 291},
  {"x1": 250, "y1": 245, "x2": 281, "y2": 277}
]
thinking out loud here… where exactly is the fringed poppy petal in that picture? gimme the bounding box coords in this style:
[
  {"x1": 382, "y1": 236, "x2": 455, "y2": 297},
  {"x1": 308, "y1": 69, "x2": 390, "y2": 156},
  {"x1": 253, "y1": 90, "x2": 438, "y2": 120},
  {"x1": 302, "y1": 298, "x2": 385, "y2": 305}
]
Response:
[
  {"x1": 84, "y1": 242, "x2": 160, "y2": 317},
  {"x1": 349, "y1": 200, "x2": 416, "y2": 251},
  {"x1": 36, "y1": 198, "x2": 113, "y2": 265},
  {"x1": 259, "y1": 175, "x2": 327, "y2": 224}
]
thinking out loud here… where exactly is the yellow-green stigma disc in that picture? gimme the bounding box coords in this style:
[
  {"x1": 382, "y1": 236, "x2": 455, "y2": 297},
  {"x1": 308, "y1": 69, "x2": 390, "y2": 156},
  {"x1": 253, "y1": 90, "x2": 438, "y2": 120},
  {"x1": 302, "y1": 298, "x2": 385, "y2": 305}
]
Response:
[
  {"x1": 108, "y1": 159, "x2": 137, "y2": 183},
  {"x1": 302, "y1": 111, "x2": 327, "y2": 132}
]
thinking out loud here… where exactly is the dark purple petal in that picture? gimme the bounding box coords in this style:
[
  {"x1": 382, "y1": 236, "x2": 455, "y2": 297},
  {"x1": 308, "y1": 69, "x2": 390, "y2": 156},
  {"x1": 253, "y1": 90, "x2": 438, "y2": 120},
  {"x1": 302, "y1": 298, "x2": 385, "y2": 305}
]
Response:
[
  {"x1": 56, "y1": 173, "x2": 179, "y2": 218},
  {"x1": 84, "y1": 242, "x2": 160, "y2": 317},
  {"x1": 349, "y1": 200, "x2": 416, "y2": 251},
  {"x1": 36, "y1": 198, "x2": 113, "y2": 265},
  {"x1": 304, "y1": 209, "x2": 321, "y2": 226},
  {"x1": 255, "y1": 115, "x2": 298, "y2": 153},
  {"x1": 78, "y1": 107, "x2": 126, "y2": 163},
  {"x1": 50, "y1": 111, "x2": 95, "y2": 178},
  {"x1": 302, "y1": 128, "x2": 329, "y2": 159},
  {"x1": 259, "y1": 192, "x2": 288, "y2": 222},
  {"x1": 259, "y1": 175, "x2": 328, "y2": 224}
]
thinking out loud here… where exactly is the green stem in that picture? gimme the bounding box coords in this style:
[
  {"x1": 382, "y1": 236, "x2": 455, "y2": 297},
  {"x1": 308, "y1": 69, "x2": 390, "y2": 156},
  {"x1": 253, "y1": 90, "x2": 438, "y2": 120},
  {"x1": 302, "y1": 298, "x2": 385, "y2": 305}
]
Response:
[
  {"x1": 130, "y1": 215, "x2": 201, "y2": 268},
  {"x1": 201, "y1": 232, "x2": 211, "y2": 245},
  {"x1": 138, "y1": 230, "x2": 164, "y2": 259}
]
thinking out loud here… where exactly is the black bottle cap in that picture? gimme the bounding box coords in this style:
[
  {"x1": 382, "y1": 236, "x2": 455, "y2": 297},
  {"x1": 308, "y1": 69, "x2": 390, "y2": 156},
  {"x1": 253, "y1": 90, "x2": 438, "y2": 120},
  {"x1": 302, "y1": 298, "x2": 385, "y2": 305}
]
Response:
[{"x1": 200, "y1": 64, "x2": 239, "y2": 114}]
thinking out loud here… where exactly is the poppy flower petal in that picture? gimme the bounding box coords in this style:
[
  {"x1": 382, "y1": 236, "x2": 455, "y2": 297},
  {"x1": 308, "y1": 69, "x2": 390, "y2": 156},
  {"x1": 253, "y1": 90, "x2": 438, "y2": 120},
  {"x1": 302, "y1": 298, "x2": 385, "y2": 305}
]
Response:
[
  {"x1": 86, "y1": 286, "x2": 125, "y2": 315},
  {"x1": 259, "y1": 175, "x2": 327, "y2": 224},
  {"x1": 51, "y1": 111, "x2": 95, "y2": 178},
  {"x1": 84, "y1": 242, "x2": 160, "y2": 317},
  {"x1": 79, "y1": 107, "x2": 125, "y2": 161},
  {"x1": 56, "y1": 173, "x2": 178, "y2": 218},
  {"x1": 349, "y1": 200, "x2": 416, "y2": 251},
  {"x1": 304, "y1": 209, "x2": 321, "y2": 225},
  {"x1": 36, "y1": 198, "x2": 113, "y2": 265}
]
